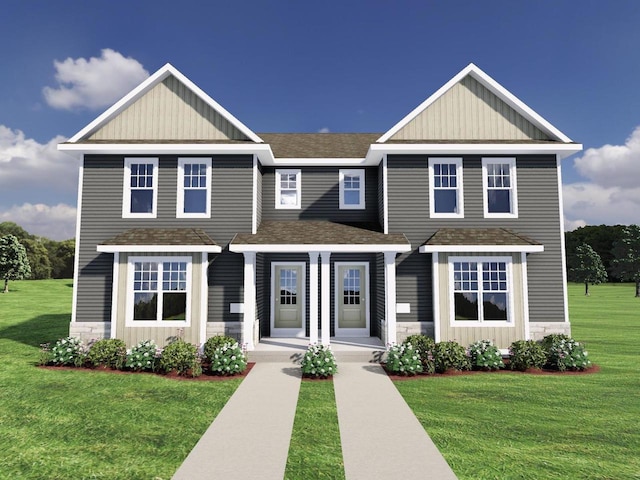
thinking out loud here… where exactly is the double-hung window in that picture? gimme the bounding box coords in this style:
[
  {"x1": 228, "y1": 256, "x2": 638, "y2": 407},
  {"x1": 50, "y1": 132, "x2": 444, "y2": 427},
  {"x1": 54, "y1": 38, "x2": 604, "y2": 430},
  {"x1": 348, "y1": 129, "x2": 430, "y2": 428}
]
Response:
[
  {"x1": 429, "y1": 158, "x2": 463, "y2": 217},
  {"x1": 482, "y1": 158, "x2": 518, "y2": 217},
  {"x1": 275, "y1": 169, "x2": 301, "y2": 209},
  {"x1": 451, "y1": 257, "x2": 511, "y2": 325},
  {"x1": 123, "y1": 158, "x2": 158, "y2": 217},
  {"x1": 177, "y1": 158, "x2": 211, "y2": 218},
  {"x1": 129, "y1": 257, "x2": 191, "y2": 326},
  {"x1": 339, "y1": 169, "x2": 365, "y2": 209}
]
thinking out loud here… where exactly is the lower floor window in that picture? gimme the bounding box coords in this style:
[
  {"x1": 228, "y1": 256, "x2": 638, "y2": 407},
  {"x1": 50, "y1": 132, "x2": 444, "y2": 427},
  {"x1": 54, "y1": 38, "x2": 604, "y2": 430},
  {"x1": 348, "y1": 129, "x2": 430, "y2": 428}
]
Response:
[{"x1": 452, "y1": 258, "x2": 510, "y2": 323}]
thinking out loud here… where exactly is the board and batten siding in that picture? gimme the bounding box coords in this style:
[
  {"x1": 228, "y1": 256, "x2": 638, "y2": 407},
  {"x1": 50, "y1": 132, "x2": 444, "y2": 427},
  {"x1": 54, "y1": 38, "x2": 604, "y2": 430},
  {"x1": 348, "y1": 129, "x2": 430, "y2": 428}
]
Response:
[
  {"x1": 437, "y1": 252, "x2": 525, "y2": 349},
  {"x1": 386, "y1": 154, "x2": 566, "y2": 325},
  {"x1": 261, "y1": 166, "x2": 380, "y2": 224},
  {"x1": 114, "y1": 252, "x2": 203, "y2": 347},
  {"x1": 390, "y1": 75, "x2": 551, "y2": 141},
  {"x1": 75, "y1": 154, "x2": 253, "y2": 326},
  {"x1": 89, "y1": 75, "x2": 249, "y2": 141}
]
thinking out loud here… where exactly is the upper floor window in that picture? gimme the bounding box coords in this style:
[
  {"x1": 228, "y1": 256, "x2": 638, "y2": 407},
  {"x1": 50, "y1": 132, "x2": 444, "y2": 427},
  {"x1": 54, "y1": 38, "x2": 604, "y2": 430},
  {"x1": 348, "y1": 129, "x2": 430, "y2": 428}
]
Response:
[
  {"x1": 123, "y1": 158, "x2": 158, "y2": 218},
  {"x1": 429, "y1": 158, "x2": 463, "y2": 218},
  {"x1": 177, "y1": 158, "x2": 212, "y2": 218},
  {"x1": 482, "y1": 158, "x2": 518, "y2": 218},
  {"x1": 276, "y1": 169, "x2": 301, "y2": 209},
  {"x1": 339, "y1": 169, "x2": 365, "y2": 209}
]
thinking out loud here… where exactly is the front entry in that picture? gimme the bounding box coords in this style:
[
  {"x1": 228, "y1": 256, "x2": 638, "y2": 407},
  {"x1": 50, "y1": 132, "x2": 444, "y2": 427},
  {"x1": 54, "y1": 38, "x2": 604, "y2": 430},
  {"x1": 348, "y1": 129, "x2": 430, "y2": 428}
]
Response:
[
  {"x1": 335, "y1": 262, "x2": 369, "y2": 337},
  {"x1": 271, "y1": 263, "x2": 305, "y2": 337}
]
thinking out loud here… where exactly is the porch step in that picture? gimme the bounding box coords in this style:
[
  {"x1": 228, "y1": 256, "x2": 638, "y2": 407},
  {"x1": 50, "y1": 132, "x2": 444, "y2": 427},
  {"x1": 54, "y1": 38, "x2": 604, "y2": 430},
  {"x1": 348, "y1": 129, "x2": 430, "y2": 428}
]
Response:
[
  {"x1": 247, "y1": 349, "x2": 387, "y2": 364},
  {"x1": 248, "y1": 337, "x2": 387, "y2": 364}
]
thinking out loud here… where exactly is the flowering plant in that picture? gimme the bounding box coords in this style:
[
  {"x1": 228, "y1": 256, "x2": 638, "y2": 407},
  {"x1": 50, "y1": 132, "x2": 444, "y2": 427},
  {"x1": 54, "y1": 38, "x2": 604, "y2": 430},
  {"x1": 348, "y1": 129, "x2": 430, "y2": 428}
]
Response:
[
  {"x1": 542, "y1": 334, "x2": 591, "y2": 371},
  {"x1": 386, "y1": 343, "x2": 423, "y2": 376},
  {"x1": 468, "y1": 340, "x2": 504, "y2": 371},
  {"x1": 47, "y1": 337, "x2": 87, "y2": 367},
  {"x1": 208, "y1": 342, "x2": 247, "y2": 376},
  {"x1": 125, "y1": 340, "x2": 159, "y2": 372},
  {"x1": 301, "y1": 344, "x2": 337, "y2": 378},
  {"x1": 403, "y1": 335, "x2": 436, "y2": 374}
]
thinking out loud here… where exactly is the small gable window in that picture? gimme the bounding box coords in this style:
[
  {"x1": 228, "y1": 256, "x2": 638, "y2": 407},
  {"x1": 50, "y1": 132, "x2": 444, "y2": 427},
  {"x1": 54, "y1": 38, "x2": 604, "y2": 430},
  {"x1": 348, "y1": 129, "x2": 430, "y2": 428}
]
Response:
[
  {"x1": 482, "y1": 158, "x2": 518, "y2": 218},
  {"x1": 177, "y1": 158, "x2": 211, "y2": 218},
  {"x1": 339, "y1": 169, "x2": 365, "y2": 209},
  {"x1": 429, "y1": 158, "x2": 463, "y2": 218},
  {"x1": 276, "y1": 169, "x2": 301, "y2": 209},
  {"x1": 123, "y1": 158, "x2": 158, "y2": 218}
]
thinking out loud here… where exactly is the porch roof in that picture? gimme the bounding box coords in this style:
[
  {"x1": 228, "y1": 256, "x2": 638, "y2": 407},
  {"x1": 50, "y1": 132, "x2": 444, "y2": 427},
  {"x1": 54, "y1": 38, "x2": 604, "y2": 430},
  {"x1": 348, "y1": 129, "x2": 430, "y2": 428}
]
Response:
[
  {"x1": 97, "y1": 228, "x2": 222, "y2": 253},
  {"x1": 230, "y1": 221, "x2": 411, "y2": 253},
  {"x1": 419, "y1": 228, "x2": 544, "y2": 253}
]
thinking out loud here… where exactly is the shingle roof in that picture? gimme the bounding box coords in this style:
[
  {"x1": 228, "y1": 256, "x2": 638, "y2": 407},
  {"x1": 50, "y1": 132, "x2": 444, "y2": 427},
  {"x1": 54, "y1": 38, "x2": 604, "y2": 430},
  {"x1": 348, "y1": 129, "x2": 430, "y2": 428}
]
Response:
[
  {"x1": 258, "y1": 133, "x2": 379, "y2": 158},
  {"x1": 422, "y1": 228, "x2": 542, "y2": 247},
  {"x1": 101, "y1": 228, "x2": 218, "y2": 246}
]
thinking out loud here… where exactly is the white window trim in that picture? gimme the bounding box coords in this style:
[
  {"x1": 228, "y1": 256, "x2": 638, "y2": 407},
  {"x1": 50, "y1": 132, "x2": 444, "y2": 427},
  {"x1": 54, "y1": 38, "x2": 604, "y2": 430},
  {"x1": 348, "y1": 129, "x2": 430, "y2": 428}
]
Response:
[
  {"x1": 126, "y1": 255, "x2": 192, "y2": 327},
  {"x1": 123, "y1": 157, "x2": 159, "y2": 218},
  {"x1": 482, "y1": 157, "x2": 518, "y2": 218},
  {"x1": 339, "y1": 169, "x2": 366, "y2": 209},
  {"x1": 275, "y1": 169, "x2": 301, "y2": 209},
  {"x1": 176, "y1": 157, "x2": 212, "y2": 218},
  {"x1": 428, "y1": 157, "x2": 464, "y2": 218},
  {"x1": 448, "y1": 256, "x2": 514, "y2": 327}
]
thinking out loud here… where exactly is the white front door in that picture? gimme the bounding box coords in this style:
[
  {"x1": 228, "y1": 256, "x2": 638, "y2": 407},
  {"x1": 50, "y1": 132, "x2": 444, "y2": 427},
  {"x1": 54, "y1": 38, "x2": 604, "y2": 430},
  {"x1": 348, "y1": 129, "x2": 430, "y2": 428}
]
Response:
[
  {"x1": 335, "y1": 262, "x2": 369, "y2": 337},
  {"x1": 271, "y1": 263, "x2": 305, "y2": 337}
]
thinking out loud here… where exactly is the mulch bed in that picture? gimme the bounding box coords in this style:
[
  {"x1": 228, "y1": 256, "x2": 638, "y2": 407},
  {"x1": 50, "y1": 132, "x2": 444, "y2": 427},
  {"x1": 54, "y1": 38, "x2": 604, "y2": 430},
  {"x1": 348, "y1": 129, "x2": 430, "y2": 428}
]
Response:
[
  {"x1": 382, "y1": 363, "x2": 600, "y2": 381},
  {"x1": 301, "y1": 375, "x2": 333, "y2": 382},
  {"x1": 38, "y1": 362, "x2": 255, "y2": 381}
]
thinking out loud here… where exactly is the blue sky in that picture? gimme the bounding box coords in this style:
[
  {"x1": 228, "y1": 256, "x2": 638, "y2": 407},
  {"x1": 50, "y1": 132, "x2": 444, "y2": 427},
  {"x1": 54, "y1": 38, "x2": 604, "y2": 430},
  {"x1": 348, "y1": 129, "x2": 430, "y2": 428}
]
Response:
[{"x1": 1, "y1": 0, "x2": 639, "y2": 239}]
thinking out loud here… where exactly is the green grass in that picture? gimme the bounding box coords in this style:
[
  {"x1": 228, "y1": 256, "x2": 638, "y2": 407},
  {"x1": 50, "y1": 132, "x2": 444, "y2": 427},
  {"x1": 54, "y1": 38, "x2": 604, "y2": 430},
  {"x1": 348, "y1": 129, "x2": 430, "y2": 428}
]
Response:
[
  {"x1": 0, "y1": 280, "x2": 241, "y2": 480},
  {"x1": 285, "y1": 381, "x2": 345, "y2": 479},
  {"x1": 395, "y1": 282, "x2": 640, "y2": 480}
]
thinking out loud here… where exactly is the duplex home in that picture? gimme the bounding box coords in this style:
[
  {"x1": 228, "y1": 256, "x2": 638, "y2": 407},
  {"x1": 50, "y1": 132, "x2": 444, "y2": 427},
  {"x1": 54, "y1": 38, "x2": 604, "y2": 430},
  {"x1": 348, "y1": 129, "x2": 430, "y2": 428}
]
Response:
[{"x1": 58, "y1": 63, "x2": 582, "y2": 350}]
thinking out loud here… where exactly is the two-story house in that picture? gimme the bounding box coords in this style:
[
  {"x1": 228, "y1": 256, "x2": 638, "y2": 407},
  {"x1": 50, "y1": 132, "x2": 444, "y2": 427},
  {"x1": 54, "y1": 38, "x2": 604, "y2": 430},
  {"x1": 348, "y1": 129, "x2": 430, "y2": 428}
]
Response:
[{"x1": 59, "y1": 63, "x2": 582, "y2": 351}]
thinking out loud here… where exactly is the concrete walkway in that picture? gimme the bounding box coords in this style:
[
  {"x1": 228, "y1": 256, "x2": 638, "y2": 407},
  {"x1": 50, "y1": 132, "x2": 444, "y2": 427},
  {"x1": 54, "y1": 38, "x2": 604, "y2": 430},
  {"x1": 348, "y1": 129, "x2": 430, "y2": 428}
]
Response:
[{"x1": 334, "y1": 363, "x2": 457, "y2": 479}]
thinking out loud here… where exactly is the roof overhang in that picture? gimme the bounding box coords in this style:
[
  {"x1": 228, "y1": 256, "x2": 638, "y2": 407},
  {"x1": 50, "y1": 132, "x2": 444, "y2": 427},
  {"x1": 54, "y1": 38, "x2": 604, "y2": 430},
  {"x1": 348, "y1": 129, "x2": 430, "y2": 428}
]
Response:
[
  {"x1": 419, "y1": 244, "x2": 544, "y2": 253},
  {"x1": 58, "y1": 142, "x2": 274, "y2": 156},
  {"x1": 98, "y1": 244, "x2": 222, "y2": 253},
  {"x1": 230, "y1": 243, "x2": 411, "y2": 253}
]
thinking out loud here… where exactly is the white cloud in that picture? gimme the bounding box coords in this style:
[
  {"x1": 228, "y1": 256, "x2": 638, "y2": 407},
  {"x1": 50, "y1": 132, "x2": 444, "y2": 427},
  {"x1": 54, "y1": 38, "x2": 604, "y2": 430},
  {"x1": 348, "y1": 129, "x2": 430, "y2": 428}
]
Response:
[
  {"x1": 43, "y1": 49, "x2": 149, "y2": 110},
  {"x1": 564, "y1": 217, "x2": 587, "y2": 232},
  {"x1": 318, "y1": 127, "x2": 330, "y2": 133},
  {"x1": 0, "y1": 203, "x2": 76, "y2": 240}
]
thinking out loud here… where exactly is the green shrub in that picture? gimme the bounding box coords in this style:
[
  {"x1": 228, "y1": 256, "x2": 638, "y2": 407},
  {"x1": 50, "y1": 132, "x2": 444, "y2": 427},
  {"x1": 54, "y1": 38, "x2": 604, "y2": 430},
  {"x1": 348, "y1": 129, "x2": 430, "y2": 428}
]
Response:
[
  {"x1": 509, "y1": 340, "x2": 547, "y2": 371},
  {"x1": 301, "y1": 344, "x2": 337, "y2": 378},
  {"x1": 433, "y1": 341, "x2": 471, "y2": 373},
  {"x1": 87, "y1": 339, "x2": 127, "y2": 369},
  {"x1": 203, "y1": 335, "x2": 237, "y2": 363},
  {"x1": 47, "y1": 337, "x2": 87, "y2": 367},
  {"x1": 158, "y1": 339, "x2": 202, "y2": 377},
  {"x1": 386, "y1": 343, "x2": 423, "y2": 376},
  {"x1": 403, "y1": 334, "x2": 436, "y2": 374},
  {"x1": 468, "y1": 340, "x2": 504, "y2": 371},
  {"x1": 125, "y1": 340, "x2": 159, "y2": 372},
  {"x1": 208, "y1": 342, "x2": 247, "y2": 376},
  {"x1": 542, "y1": 334, "x2": 592, "y2": 371}
]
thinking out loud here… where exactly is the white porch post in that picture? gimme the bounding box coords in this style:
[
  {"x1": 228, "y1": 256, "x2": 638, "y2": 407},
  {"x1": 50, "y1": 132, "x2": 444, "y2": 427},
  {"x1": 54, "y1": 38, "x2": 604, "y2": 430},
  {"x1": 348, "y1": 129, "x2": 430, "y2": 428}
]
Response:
[
  {"x1": 320, "y1": 251, "x2": 331, "y2": 346},
  {"x1": 384, "y1": 252, "x2": 397, "y2": 345},
  {"x1": 309, "y1": 251, "x2": 319, "y2": 344},
  {"x1": 242, "y1": 252, "x2": 257, "y2": 351}
]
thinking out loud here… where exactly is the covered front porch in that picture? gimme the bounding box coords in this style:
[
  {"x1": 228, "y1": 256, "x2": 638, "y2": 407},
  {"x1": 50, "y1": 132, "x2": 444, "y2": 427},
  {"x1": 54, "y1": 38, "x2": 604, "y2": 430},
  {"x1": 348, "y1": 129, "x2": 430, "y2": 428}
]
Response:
[{"x1": 249, "y1": 336, "x2": 386, "y2": 363}]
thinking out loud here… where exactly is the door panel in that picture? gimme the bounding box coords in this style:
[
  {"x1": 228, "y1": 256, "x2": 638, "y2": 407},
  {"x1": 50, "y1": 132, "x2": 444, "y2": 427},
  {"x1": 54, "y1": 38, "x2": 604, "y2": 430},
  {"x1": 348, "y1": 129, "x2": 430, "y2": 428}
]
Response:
[
  {"x1": 274, "y1": 265, "x2": 303, "y2": 332},
  {"x1": 337, "y1": 265, "x2": 367, "y2": 330}
]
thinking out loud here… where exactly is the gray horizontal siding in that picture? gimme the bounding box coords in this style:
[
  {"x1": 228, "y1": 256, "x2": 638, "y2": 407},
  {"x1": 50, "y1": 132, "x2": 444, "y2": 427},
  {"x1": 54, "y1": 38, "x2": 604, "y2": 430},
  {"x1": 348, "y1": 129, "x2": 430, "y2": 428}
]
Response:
[
  {"x1": 387, "y1": 154, "x2": 565, "y2": 323},
  {"x1": 261, "y1": 166, "x2": 380, "y2": 224},
  {"x1": 76, "y1": 154, "x2": 253, "y2": 324}
]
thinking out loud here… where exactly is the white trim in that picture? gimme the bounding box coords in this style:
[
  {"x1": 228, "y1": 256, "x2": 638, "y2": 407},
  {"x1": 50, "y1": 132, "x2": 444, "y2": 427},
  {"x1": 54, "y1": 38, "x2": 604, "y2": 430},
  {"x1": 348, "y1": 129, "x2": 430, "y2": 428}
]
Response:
[
  {"x1": 176, "y1": 157, "x2": 211, "y2": 218},
  {"x1": 320, "y1": 252, "x2": 331, "y2": 345},
  {"x1": 230, "y1": 243, "x2": 411, "y2": 254},
  {"x1": 67, "y1": 63, "x2": 262, "y2": 144},
  {"x1": 252, "y1": 155, "x2": 258, "y2": 234},
  {"x1": 109, "y1": 252, "x2": 120, "y2": 339},
  {"x1": 377, "y1": 63, "x2": 573, "y2": 143},
  {"x1": 200, "y1": 252, "x2": 208, "y2": 345},
  {"x1": 384, "y1": 253, "x2": 397, "y2": 345},
  {"x1": 448, "y1": 256, "x2": 514, "y2": 327},
  {"x1": 382, "y1": 155, "x2": 389, "y2": 234},
  {"x1": 270, "y1": 261, "x2": 306, "y2": 338},
  {"x1": 98, "y1": 244, "x2": 222, "y2": 253},
  {"x1": 521, "y1": 252, "x2": 531, "y2": 340},
  {"x1": 308, "y1": 252, "x2": 319, "y2": 344},
  {"x1": 125, "y1": 255, "x2": 192, "y2": 327},
  {"x1": 334, "y1": 262, "x2": 370, "y2": 337},
  {"x1": 59, "y1": 142, "x2": 274, "y2": 157},
  {"x1": 339, "y1": 169, "x2": 365, "y2": 209},
  {"x1": 123, "y1": 157, "x2": 158, "y2": 218},
  {"x1": 71, "y1": 163, "x2": 83, "y2": 323},
  {"x1": 420, "y1": 244, "x2": 543, "y2": 253},
  {"x1": 275, "y1": 169, "x2": 301, "y2": 210},
  {"x1": 268, "y1": 157, "x2": 368, "y2": 166},
  {"x1": 243, "y1": 252, "x2": 257, "y2": 350},
  {"x1": 428, "y1": 157, "x2": 464, "y2": 218},
  {"x1": 432, "y1": 253, "x2": 441, "y2": 342},
  {"x1": 482, "y1": 157, "x2": 518, "y2": 218},
  {"x1": 557, "y1": 156, "x2": 570, "y2": 324}
]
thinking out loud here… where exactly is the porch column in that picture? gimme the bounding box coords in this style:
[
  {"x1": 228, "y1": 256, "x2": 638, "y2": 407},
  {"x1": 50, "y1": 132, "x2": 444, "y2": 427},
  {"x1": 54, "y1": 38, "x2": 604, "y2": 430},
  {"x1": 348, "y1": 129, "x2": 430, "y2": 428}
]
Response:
[
  {"x1": 384, "y1": 252, "x2": 397, "y2": 345},
  {"x1": 320, "y1": 251, "x2": 331, "y2": 346},
  {"x1": 308, "y1": 252, "x2": 319, "y2": 344},
  {"x1": 242, "y1": 252, "x2": 257, "y2": 351}
]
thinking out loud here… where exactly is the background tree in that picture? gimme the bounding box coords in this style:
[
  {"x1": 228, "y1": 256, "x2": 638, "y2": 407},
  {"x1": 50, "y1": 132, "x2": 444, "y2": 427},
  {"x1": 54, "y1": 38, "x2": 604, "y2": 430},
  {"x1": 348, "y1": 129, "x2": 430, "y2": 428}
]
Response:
[
  {"x1": 22, "y1": 238, "x2": 52, "y2": 279},
  {"x1": 612, "y1": 225, "x2": 640, "y2": 297},
  {"x1": 0, "y1": 235, "x2": 31, "y2": 293},
  {"x1": 565, "y1": 224, "x2": 626, "y2": 282},
  {"x1": 568, "y1": 243, "x2": 607, "y2": 295},
  {"x1": 45, "y1": 239, "x2": 75, "y2": 279}
]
